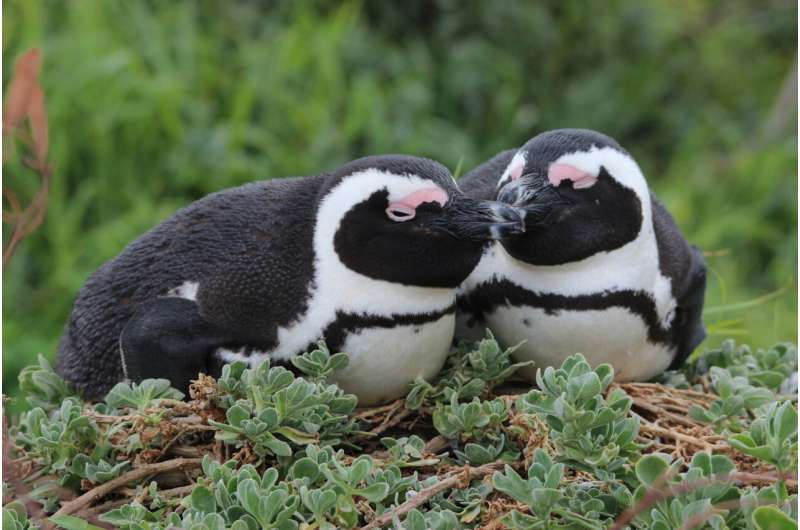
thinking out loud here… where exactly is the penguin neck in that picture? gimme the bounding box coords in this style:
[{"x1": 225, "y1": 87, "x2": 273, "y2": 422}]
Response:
[{"x1": 475, "y1": 209, "x2": 666, "y2": 299}]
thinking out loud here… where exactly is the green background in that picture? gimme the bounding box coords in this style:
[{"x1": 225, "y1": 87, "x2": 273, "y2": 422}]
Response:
[{"x1": 3, "y1": 1, "x2": 797, "y2": 403}]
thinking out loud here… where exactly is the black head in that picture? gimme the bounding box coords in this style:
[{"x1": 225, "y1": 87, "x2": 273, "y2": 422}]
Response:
[
  {"x1": 320, "y1": 155, "x2": 525, "y2": 288},
  {"x1": 495, "y1": 129, "x2": 648, "y2": 265}
]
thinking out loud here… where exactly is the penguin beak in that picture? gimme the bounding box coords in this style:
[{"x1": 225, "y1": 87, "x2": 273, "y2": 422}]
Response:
[
  {"x1": 497, "y1": 176, "x2": 563, "y2": 225},
  {"x1": 437, "y1": 197, "x2": 526, "y2": 241}
]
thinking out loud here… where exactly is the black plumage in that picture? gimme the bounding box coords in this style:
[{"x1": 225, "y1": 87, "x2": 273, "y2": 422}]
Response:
[
  {"x1": 57, "y1": 155, "x2": 524, "y2": 401},
  {"x1": 57, "y1": 175, "x2": 318, "y2": 396}
]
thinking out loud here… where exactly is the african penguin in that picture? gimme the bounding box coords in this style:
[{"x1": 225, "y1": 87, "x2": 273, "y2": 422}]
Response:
[
  {"x1": 56, "y1": 155, "x2": 525, "y2": 405},
  {"x1": 456, "y1": 129, "x2": 707, "y2": 381}
]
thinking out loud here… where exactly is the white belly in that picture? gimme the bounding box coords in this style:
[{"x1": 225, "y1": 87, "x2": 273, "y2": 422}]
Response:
[
  {"x1": 329, "y1": 314, "x2": 455, "y2": 406},
  {"x1": 485, "y1": 304, "x2": 674, "y2": 382}
]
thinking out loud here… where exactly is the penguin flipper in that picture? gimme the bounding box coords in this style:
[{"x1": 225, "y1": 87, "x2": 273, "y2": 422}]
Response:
[
  {"x1": 668, "y1": 244, "x2": 708, "y2": 369},
  {"x1": 120, "y1": 297, "x2": 234, "y2": 394},
  {"x1": 651, "y1": 196, "x2": 708, "y2": 370}
]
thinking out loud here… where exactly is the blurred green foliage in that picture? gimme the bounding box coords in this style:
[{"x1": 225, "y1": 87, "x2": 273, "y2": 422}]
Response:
[{"x1": 3, "y1": 1, "x2": 796, "y2": 402}]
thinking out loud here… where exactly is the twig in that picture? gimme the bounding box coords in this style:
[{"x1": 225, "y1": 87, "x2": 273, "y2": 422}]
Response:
[
  {"x1": 424, "y1": 435, "x2": 449, "y2": 455},
  {"x1": 87, "y1": 484, "x2": 196, "y2": 515},
  {"x1": 369, "y1": 407, "x2": 412, "y2": 436},
  {"x1": 3, "y1": 168, "x2": 50, "y2": 266},
  {"x1": 158, "y1": 425, "x2": 216, "y2": 459},
  {"x1": 618, "y1": 383, "x2": 715, "y2": 402},
  {"x1": 53, "y1": 458, "x2": 202, "y2": 517},
  {"x1": 478, "y1": 500, "x2": 530, "y2": 530},
  {"x1": 634, "y1": 414, "x2": 725, "y2": 451},
  {"x1": 630, "y1": 397, "x2": 698, "y2": 427},
  {"x1": 359, "y1": 462, "x2": 502, "y2": 530},
  {"x1": 355, "y1": 400, "x2": 405, "y2": 420}
]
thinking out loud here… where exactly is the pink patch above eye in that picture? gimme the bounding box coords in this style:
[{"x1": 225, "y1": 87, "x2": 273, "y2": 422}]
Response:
[
  {"x1": 509, "y1": 160, "x2": 524, "y2": 181},
  {"x1": 548, "y1": 163, "x2": 598, "y2": 189},
  {"x1": 393, "y1": 188, "x2": 448, "y2": 209},
  {"x1": 386, "y1": 187, "x2": 448, "y2": 222}
]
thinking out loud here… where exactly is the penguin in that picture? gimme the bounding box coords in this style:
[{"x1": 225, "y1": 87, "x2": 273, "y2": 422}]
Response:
[
  {"x1": 456, "y1": 129, "x2": 707, "y2": 381},
  {"x1": 56, "y1": 155, "x2": 525, "y2": 405}
]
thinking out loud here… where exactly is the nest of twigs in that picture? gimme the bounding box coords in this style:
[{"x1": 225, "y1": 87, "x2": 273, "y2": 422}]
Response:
[{"x1": 4, "y1": 372, "x2": 793, "y2": 529}]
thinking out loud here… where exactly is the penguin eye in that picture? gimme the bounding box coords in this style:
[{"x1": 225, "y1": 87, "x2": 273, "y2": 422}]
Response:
[{"x1": 386, "y1": 204, "x2": 416, "y2": 222}]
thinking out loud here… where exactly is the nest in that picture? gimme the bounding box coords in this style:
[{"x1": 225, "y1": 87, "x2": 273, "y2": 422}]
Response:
[{"x1": 3, "y1": 376, "x2": 794, "y2": 529}]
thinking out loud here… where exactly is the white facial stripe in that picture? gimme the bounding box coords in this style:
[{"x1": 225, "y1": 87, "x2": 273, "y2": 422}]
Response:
[
  {"x1": 497, "y1": 151, "x2": 527, "y2": 188},
  {"x1": 323, "y1": 171, "x2": 447, "y2": 205}
]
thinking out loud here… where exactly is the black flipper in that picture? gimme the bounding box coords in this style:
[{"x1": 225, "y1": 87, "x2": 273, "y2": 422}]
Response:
[
  {"x1": 119, "y1": 297, "x2": 235, "y2": 393},
  {"x1": 668, "y1": 244, "x2": 708, "y2": 369},
  {"x1": 651, "y1": 195, "x2": 708, "y2": 370}
]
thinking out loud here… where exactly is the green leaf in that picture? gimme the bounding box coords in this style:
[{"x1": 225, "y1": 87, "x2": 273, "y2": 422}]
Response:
[
  {"x1": 729, "y1": 433, "x2": 756, "y2": 448},
  {"x1": 688, "y1": 405, "x2": 713, "y2": 423},
  {"x1": 227, "y1": 404, "x2": 250, "y2": 427},
  {"x1": 635, "y1": 454, "x2": 670, "y2": 488},
  {"x1": 752, "y1": 506, "x2": 797, "y2": 530},
  {"x1": 530, "y1": 488, "x2": 561, "y2": 513},
  {"x1": 357, "y1": 482, "x2": 390, "y2": 503},
  {"x1": 349, "y1": 455, "x2": 372, "y2": 483},
  {"x1": 776, "y1": 402, "x2": 798, "y2": 443},
  {"x1": 49, "y1": 515, "x2": 106, "y2": 530},
  {"x1": 191, "y1": 485, "x2": 217, "y2": 514},
  {"x1": 493, "y1": 466, "x2": 533, "y2": 506},
  {"x1": 290, "y1": 457, "x2": 320, "y2": 481},
  {"x1": 729, "y1": 435, "x2": 775, "y2": 462},
  {"x1": 260, "y1": 434, "x2": 292, "y2": 457}
]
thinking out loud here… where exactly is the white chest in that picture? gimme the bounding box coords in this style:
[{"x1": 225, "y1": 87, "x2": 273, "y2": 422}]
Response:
[
  {"x1": 215, "y1": 312, "x2": 455, "y2": 406},
  {"x1": 460, "y1": 238, "x2": 677, "y2": 382},
  {"x1": 329, "y1": 314, "x2": 455, "y2": 406},
  {"x1": 484, "y1": 304, "x2": 674, "y2": 382}
]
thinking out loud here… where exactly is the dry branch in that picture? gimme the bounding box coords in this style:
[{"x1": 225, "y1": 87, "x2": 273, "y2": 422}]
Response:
[
  {"x1": 52, "y1": 458, "x2": 203, "y2": 517},
  {"x1": 359, "y1": 462, "x2": 503, "y2": 530}
]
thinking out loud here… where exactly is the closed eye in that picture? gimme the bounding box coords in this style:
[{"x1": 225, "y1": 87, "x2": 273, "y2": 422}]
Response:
[{"x1": 386, "y1": 204, "x2": 416, "y2": 222}]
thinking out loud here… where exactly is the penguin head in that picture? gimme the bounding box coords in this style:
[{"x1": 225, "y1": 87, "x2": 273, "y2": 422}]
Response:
[
  {"x1": 318, "y1": 155, "x2": 525, "y2": 288},
  {"x1": 494, "y1": 129, "x2": 650, "y2": 265}
]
